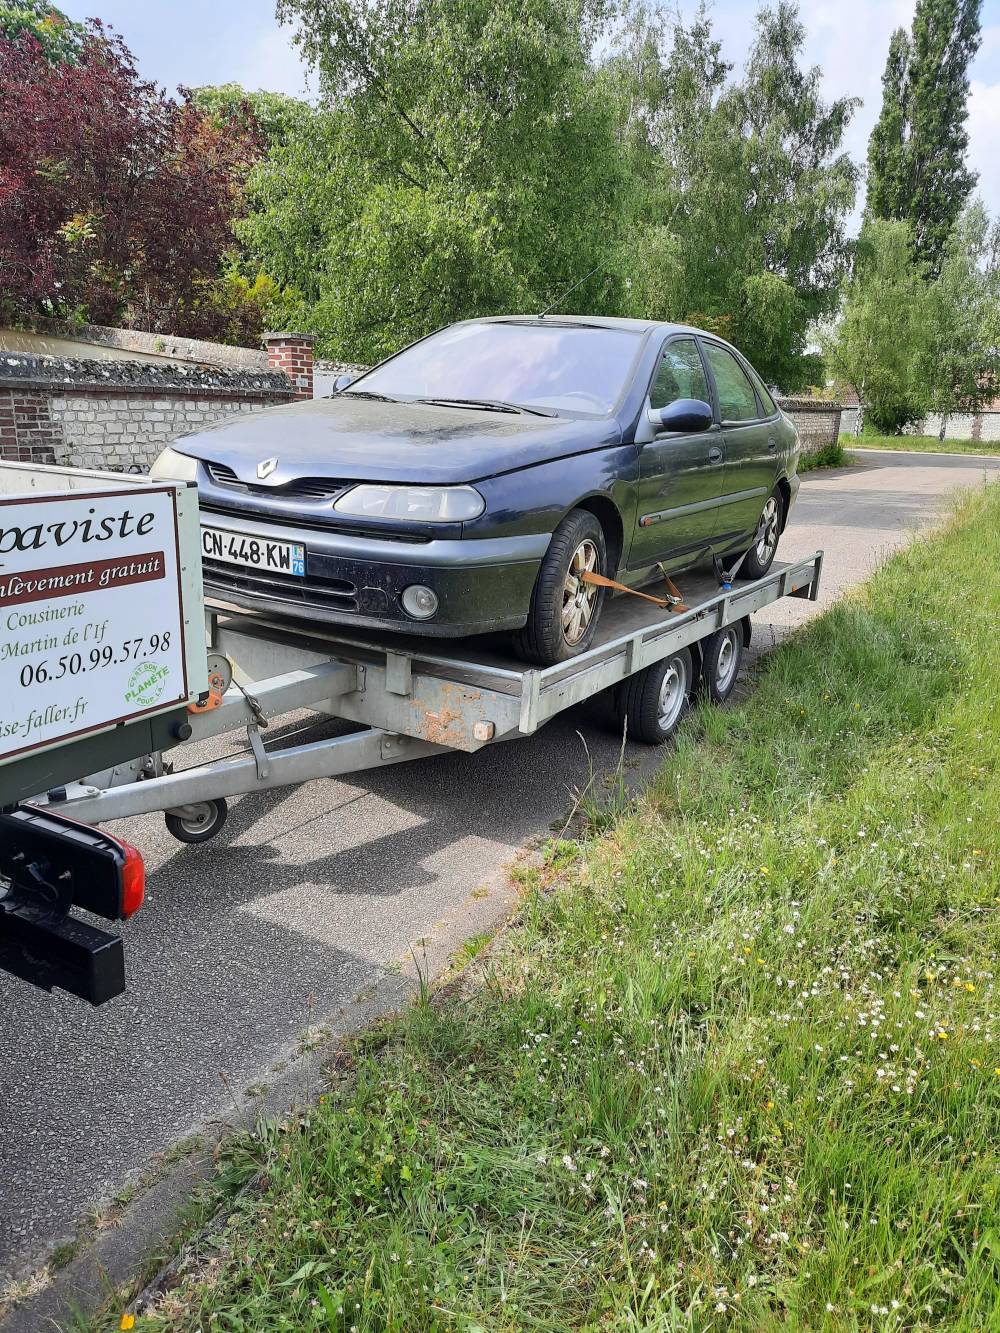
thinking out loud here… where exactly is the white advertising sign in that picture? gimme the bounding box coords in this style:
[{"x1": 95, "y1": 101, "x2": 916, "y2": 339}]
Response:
[{"x1": 0, "y1": 486, "x2": 189, "y2": 762}]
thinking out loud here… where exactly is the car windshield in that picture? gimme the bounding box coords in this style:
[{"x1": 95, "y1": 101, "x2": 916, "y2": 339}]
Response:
[{"x1": 345, "y1": 321, "x2": 642, "y2": 417}]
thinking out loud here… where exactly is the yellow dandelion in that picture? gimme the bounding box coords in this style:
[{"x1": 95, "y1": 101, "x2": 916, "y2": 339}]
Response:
[
  {"x1": 759, "y1": 866, "x2": 770, "y2": 876},
  {"x1": 120, "y1": 1317, "x2": 136, "y2": 1332}
]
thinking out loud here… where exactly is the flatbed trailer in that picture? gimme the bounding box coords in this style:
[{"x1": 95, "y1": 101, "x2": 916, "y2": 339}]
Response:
[{"x1": 33, "y1": 552, "x2": 823, "y2": 842}]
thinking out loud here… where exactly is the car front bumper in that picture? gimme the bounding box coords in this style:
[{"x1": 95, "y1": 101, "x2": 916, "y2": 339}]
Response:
[{"x1": 198, "y1": 509, "x2": 549, "y2": 636}]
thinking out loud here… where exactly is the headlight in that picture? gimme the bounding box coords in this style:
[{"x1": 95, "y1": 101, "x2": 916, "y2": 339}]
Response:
[
  {"x1": 150, "y1": 446, "x2": 198, "y2": 482},
  {"x1": 333, "y1": 484, "x2": 485, "y2": 522}
]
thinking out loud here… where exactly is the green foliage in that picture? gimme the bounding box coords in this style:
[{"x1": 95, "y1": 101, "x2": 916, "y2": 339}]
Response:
[
  {"x1": 252, "y1": 0, "x2": 626, "y2": 362},
  {"x1": 866, "y1": 0, "x2": 982, "y2": 274},
  {"x1": 615, "y1": 2, "x2": 859, "y2": 388},
  {"x1": 0, "y1": 0, "x2": 82, "y2": 62},
  {"x1": 189, "y1": 83, "x2": 312, "y2": 148},
  {"x1": 797, "y1": 438, "x2": 849, "y2": 471},
  {"x1": 824, "y1": 219, "x2": 932, "y2": 434},
  {"x1": 918, "y1": 202, "x2": 1000, "y2": 431},
  {"x1": 240, "y1": 1, "x2": 857, "y2": 382}
]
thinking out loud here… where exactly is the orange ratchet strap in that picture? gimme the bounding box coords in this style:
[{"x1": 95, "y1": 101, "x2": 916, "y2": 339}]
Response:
[{"x1": 581, "y1": 569, "x2": 689, "y2": 614}]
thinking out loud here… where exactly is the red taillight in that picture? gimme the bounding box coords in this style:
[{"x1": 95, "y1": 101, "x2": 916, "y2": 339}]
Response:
[{"x1": 119, "y1": 839, "x2": 145, "y2": 918}]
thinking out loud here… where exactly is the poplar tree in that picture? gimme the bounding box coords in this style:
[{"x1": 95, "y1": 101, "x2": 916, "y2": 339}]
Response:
[{"x1": 866, "y1": 0, "x2": 982, "y2": 274}]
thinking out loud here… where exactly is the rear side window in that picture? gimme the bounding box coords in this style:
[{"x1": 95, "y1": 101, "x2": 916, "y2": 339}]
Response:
[
  {"x1": 745, "y1": 362, "x2": 777, "y2": 415},
  {"x1": 649, "y1": 337, "x2": 710, "y2": 410},
  {"x1": 703, "y1": 343, "x2": 760, "y2": 423}
]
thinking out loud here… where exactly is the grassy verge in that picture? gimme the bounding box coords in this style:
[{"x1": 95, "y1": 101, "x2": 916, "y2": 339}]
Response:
[
  {"x1": 798, "y1": 440, "x2": 852, "y2": 472},
  {"x1": 841, "y1": 432, "x2": 1000, "y2": 457},
  {"x1": 102, "y1": 488, "x2": 1000, "y2": 1332}
]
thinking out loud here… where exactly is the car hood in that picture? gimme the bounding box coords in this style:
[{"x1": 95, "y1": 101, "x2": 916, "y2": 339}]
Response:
[{"x1": 171, "y1": 395, "x2": 621, "y2": 485}]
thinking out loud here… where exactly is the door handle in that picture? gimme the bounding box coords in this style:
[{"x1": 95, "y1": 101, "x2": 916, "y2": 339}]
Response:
[
  {"x1": 767, "y1": 437, "x2": 777, "y2": 452},
  {"x1": 708, "y1": 446, "x2": 723, "y2": 463}
]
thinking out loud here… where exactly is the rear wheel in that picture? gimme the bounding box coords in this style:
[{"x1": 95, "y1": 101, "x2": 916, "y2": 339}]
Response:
[
  {"x1": 698, "y1": 624, "x2": 743, "y2": 703},
  {"x1": 739, "y1": 488, "x2": 783, "y2": 580},
  {"x1": 513, "y1": 509, "x2": 607, "y2": 665},
  {"x1": 615, "y1": 648, "x2": 693, "y2": 744}
]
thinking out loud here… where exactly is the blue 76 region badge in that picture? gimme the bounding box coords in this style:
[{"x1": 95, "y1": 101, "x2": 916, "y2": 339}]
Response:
[{"x1": 125, "y1": 661, "x2": 170, "y2": 708}]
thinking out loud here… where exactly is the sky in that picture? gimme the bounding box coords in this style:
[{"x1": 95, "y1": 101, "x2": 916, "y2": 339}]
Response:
[{"x1": 58, "y1": 0, "x2": 1000, "y2": 229}]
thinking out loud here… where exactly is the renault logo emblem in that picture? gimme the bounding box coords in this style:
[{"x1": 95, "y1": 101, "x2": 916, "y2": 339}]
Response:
[{"x1": 257, "y1": 456, "x2": 278, "y2": 480}]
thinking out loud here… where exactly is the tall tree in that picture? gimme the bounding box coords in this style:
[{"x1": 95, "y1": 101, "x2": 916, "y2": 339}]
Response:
[
  {"x1": 919, "y1": 203, "x2": 1000, "y2": 437},
  {"x1": 617, "y1": 3, "x2": 859, "y2": 388},
  {"x1": 261, "y1": 0, "x2": 626, "y2": 361},
  {"x1": 866, "y1": 0, "x2": 982, "y2": 274},
  {"x1": 825, "y1": 220, "x2": 932, "y2": 435}
]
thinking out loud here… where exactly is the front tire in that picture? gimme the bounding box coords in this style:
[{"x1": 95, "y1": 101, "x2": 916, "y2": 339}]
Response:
[
  {"x1": 512, "y1": 509, "x2": 607, "y2": 666},
  {"x1": 739, "y1": 488, "x2": 783, "y2": 580}
]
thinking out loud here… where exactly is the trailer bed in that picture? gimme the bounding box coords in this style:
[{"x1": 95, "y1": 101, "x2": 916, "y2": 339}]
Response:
[
  {"x1": 34, "y1": 552, "x2": 822, "y2": 834},
  {"x1": 206, "y1": 554, "x2": 822, "y2": 749}
]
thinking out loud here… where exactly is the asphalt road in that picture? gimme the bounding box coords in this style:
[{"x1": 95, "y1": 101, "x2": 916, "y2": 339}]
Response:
[{"x1": 2, "y1": 447, "x2": 998, "y2": 1281}]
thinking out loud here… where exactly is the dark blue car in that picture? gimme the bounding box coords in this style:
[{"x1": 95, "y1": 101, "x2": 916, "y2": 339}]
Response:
[{"x1": 151, "y1": 316, "x2": 800, "y2": 665}]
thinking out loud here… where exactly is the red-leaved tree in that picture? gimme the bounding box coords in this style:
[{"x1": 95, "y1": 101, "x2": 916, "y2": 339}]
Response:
[{"x1": 0, "y1": 22, "x2": 262, "y2": 335}]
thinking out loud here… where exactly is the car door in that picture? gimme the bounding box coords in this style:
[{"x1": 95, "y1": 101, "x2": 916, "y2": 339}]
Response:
[
  {"x1": 627, "y1": 334, "x2": 724, "y2": 570},
  {"x1": 700, "y1": 340, "x2": 776, "y2": 544}
]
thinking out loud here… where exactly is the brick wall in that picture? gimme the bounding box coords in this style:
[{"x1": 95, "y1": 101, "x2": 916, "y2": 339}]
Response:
[
  {"x1": 0, "y1": 386, "x2": 62, "y2": 463},
  {"x1": 265, "y1": 332, "x2": 316, "y2": 400},
  {"x1": 777, "y1": 398, "x2": 843, "y2": 453},
  {"x1": 0, "y1": 354, "x2": 294, "y2": 471}
]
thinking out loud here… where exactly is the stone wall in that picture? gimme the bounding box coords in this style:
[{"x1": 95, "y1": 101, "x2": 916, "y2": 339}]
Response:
[
  {"x1": 0, "y1": 354, "x2": 293, "y2": 471},
  {"x1": 921, "y1": 412, "x2": 1000, "y2": 444},
  {"x1": 838, "y1": 407, "x2": 1000, "y2": 444},
  {"x1": 776, "y1": 398, "x2": 843, "y2": 454},
  {"x1": 1, "y1": 318, "x2": 269, "y2": 370}
]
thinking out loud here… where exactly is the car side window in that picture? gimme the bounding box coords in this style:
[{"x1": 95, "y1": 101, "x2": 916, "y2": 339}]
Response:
[
  {"x1": 744, "y1": 362, "x2": 777, "y2": 416},
  {"x1": 703, "y1": 343, "x2": 760, "y2": 423},
  {"x1": 649, "y1": 338, "x2": 710, "y2": 411}
]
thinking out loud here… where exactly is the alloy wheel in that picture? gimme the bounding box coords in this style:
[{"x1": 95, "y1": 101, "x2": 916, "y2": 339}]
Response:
[
  {"x1": 562, "y1": 538, "x2": 600, "y2": 645},
  {"x1": 755, "y1": 496, "x2": 780, "y2": 562}
]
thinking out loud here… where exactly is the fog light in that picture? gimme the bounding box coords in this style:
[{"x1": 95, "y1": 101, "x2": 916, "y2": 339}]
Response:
[{"x1": 401, "y1": 584, "x2": 439, "y2": 620}]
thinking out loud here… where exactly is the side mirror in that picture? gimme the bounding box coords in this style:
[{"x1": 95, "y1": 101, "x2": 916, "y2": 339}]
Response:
[
  {"x1": 334, "y1": 371, "x2": 360, "y2": 393},
  {"x1": 654, "y1": 398, "x2": 714, "y2": 433}
]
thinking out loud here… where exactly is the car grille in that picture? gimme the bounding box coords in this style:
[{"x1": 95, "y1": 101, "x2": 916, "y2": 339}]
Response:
[
  {"x1": 205, "y1": 461, "x2": 347, "y2": 503},
  {"x1": 202, "y1": 559, "x2": 359, "y2": 614}
]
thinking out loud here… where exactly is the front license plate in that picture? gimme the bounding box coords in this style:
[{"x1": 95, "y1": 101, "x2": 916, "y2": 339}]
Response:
[{"x1": 202, "y1": 526, "x2": 305, "y2": 576}]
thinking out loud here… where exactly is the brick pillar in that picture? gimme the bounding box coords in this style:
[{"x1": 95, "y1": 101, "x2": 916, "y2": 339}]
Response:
[{"x1": 264, "y1": 332, "x2": 316, "y2": 400}]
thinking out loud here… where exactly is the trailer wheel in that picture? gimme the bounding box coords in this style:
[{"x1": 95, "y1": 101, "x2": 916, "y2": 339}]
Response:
[
  {"x1": 699, "y1": 624, "x2": 744, "y2": 703},
  {"x1": 164, "y1": 798, "x2": 228, "y2": 844},
  {"x1": 617, "y1": 647, "x2": 692, "y2": 744}
]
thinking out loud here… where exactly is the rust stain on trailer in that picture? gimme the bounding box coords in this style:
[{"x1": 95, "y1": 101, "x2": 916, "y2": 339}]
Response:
[{"x1": 419, "y1": 682, "x2": 484, "y2": 748}]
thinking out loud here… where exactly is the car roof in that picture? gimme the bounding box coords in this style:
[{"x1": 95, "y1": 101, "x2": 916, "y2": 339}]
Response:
[{"x1": 473, "y1": 314, "x2": 710, "y2": 338}]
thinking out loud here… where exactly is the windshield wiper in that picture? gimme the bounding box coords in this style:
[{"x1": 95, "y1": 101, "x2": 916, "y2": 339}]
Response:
[
  {"x1": 415, "y1": 396, "x2": 557, "y2": 418},
  {"x1": 342, "y1": 389, "x2": 401, "y2": 403}
]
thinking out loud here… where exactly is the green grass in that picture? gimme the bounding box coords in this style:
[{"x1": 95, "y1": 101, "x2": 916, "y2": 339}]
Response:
[
  {"x1": 98, "y1": 487, "x2": 1000, "y2": 1332},
  {"x1": 840, "y1": 431, "x2": 1000, "y2": 457},
  {"x1": 798, "y1": 439, "x2": 852, "y2": 472}
]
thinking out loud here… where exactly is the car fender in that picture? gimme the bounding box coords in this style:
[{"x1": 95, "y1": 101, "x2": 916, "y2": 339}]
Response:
[{"x1": 466, "y1": 445, "x2": 638, "y2": 578}]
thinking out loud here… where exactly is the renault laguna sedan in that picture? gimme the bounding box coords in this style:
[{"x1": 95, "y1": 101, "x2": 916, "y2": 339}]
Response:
[{"x1": 151, "y1": 316, "x2": 800, "y2": 665}]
